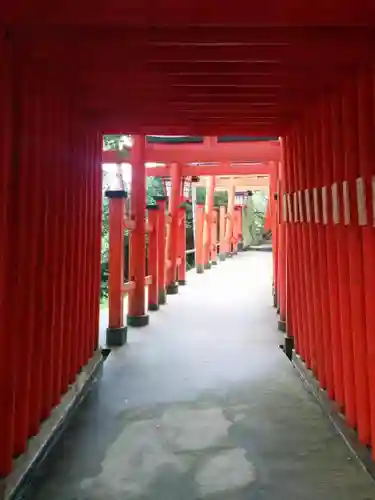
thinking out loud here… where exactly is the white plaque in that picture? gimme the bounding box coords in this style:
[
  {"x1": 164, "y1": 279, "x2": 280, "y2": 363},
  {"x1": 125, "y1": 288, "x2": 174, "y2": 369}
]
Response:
[
  {"x1": 332, "y1": 183, "x2": 339, "y2": 224},
  {"x1": 313, "y1": 188, "x2": 320, "y2": 224},
  {"x1": 287, "y1": 194, "x2": 293, "y2": 223},
  {"x1": 282, "y1": 193, "x2": 288, "y2": 223},
  {"x1": 298, "y1": 191, "x2": 304, "y2": 222},
  {"x1": 293, "y1": 192, "x2": 299, "y2": 222},
  {"x1": 321, "y1": 186, "x2": 328, "y2": 225},
  {"x1": 343, "y1": 181, "x2": 350, "y2": 226},
  {"x1": 305, "y1": 189, "x2": 311, "y2": 223},
  {"x1": 356, "y1": 177, "x2": 367, "y2": 226}
]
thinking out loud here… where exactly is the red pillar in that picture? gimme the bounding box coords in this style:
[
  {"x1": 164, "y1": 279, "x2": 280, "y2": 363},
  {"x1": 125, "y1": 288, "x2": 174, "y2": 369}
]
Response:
[
  {"x1": 277, "y1": 159, "x2": 287, "y2": 329},
  {"x1": 166, "y1": 162, "x2": 181, "y2": 294},
  {"x1": 155, "y1": 196, "x2": 167, "y2": 305},
  {"x1": 147, "y1": 205, "x2": 159, "y2": 311},
  {"x1": 195, "y1": 204, "x2": 205, "y2": 273},
  {"x1": 106, "y1": 189, "x2": 127, "y2": 345},
  {"x1": 204, "y1": 176, "x2": 215, "y2": 268},
  {"x1": 128, "y1": 135, "x2": 149, "y2": 327},
  {"x1": 178, "y1": 206, "x2": 187, "y2": 284},
  {"x1": 331, "y1": 93, "x2": 357, "y2": 428},
  {"x1": 211, "y1": 208, "x2": 218, "y2": 264},
  {"x1": 342, "y1": 81, "x2": 370, "y2": 445},
  {"x1": 219, "y1": 205, "x2": 227, "y2": 261}
]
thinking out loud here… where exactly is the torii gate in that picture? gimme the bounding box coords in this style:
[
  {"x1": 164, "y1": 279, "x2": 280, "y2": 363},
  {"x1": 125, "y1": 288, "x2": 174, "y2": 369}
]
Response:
[{"x1": 102, "y1": 137, "x2": 281, "y2": 347}]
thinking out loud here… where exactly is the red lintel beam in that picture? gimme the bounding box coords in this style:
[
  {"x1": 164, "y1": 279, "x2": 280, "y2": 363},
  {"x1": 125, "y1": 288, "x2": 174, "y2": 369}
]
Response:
[
  {"x1": 102, "y1": 140, "x2": 280, "y2": 165},
  {"x1": 146, "y1": 163, "x2": 273, "y2": 177}
]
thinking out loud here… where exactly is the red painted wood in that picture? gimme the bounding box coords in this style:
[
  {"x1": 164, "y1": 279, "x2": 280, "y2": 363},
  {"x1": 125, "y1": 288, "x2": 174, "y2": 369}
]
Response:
[
  {"x1": 128, "y1": 135, "x2": 147, "y2": 318},
  {"x1": 195, "y1": 204, "x2": 205, "y2": 271},
  {"x1": 277, "y1": 158, "x2": 287, "y2": 324},
  {"x1": 178, "y1": 207, "x2": 187, "y2": 282},
  {"x1": 156, "y1": 198, "x2": 167, "y2": 303},
  {"x1": 147, "y1": 207, "x2": 159, "y2": 308},
  {"x1": 167, "y1": 162, "x2": 181, "y2": 287},
  {"x1": 342, "y1": 81, "x2": 370, "y2": 445}
]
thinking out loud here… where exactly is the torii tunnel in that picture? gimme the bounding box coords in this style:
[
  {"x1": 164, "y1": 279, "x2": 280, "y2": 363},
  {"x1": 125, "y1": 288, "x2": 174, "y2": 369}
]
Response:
[{"x1": 3, "y1": 3, "x2": 375, "y2": 498}]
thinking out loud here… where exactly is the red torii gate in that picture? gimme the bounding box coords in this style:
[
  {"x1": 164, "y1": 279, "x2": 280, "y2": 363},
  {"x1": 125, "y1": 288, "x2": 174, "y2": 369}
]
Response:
[{"x1": 103, "y1": 138, "x2": 280, "y2": 347}]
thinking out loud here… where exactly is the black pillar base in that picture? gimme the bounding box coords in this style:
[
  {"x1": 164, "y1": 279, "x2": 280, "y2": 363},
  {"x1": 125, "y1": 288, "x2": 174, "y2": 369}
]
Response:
[
  {"x1": 219, "y1": 253, "x2": 226, "y2": 262},
  {"x1": 166, "y1": 283, "x2": 179, "y2": 295},
  {"x1": 238, "y1": 242, "x2": 244, "y2": 251},
  {"x1": 276, "y1": 307, "x2": 280, "y2": 315},
  {"x1": 211, "y1": 260, "x2": 218, "y2": 266},
  {"x1": 226, "y1": 252, "x2": 233, "y2": 258},
  {"x1": 158, "y1": 290, "x2": 167, "y2": 305},
  {"x1": 284, "y1": 336, "x2": 294, "y2": 360},
  {"x1": 106, "y1": 326, "x2": 127, "y2": 347},
  {"x1": 273, "y1": 293, "x2": 278, "y2": 308},
  {"x1": 148, "y1": 303, "x2": 159, "y2": 311},
  {"x1": 204, "y1": 262, "x2": 212, "y2": 270},
  {"x1": 178, "y1": 279, "x2": 187, "y2": 286},
  {"x1": 278, "y1": 319, "x2": 287, "y2": 332},
  {"x1": 127, "y1": 315, "x2": 149, "y2": 327},
  {"x1": 196, "y1": 264, "x2": 204, "y2": 274}
]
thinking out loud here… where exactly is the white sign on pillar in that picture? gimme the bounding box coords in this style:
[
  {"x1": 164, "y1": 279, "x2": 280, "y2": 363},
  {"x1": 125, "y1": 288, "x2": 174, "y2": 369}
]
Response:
[
  {"x1": 305, "y1": 189, "x2": 311, "y2": 223},
  {"x1": 298, "y1": 191, "x2": 304, "y2": 222},
  {"x1": 313, "y1": 187, "x2": 320, "y2": 224},
  {"x1": 332, "y1": 183, "x2": 339, "y2": 224},
  {"x1": 321, "y1": 186, "x2": 328, "y2": 225},
  {"x1": 356, "y1": 177, "x2": 367, "y2": 226},
  {"x1": 282, "y1": 193, "x2": 288, "y2": 223},
  {"x1": 343, "y1": 181, "x2": 350, "y2": 226},
  {"x1": 287, "y1": 193, "x2": 293, "y2": 223},
  {"x1": 293, "y1": 192, "x2": 298, "y2": 222}
]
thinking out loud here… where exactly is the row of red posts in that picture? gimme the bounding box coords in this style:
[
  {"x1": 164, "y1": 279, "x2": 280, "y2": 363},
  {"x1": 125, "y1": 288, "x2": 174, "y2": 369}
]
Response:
[
  {"x1": 106, "y1": 159, "x2": 247, "y2": 346},
  {"x1": 0, "y1": 41, "x2": 102, "y2": 477},
  {"x1": 273, "y1": 69, "x2": 375, "y2": 459}
]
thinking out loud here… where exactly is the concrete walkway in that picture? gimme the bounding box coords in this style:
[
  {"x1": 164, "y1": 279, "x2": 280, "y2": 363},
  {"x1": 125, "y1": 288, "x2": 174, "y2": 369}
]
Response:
[{"x1": 31, "y1": 252, "x2": 375, "y2": 500}]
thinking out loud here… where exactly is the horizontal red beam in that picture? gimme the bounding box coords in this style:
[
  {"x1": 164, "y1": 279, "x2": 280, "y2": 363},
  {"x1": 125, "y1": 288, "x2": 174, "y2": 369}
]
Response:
[
  {"x1": 102, "y1": 140, "x2": 280, "y2": 164},
  {"x1": 146, "y1": 163, "x2": 273, "y2": 177}
]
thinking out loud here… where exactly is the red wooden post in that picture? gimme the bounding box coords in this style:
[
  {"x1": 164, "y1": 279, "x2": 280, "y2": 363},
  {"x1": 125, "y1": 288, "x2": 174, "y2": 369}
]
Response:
[
  {"x1": 277, "y1": 159, "x2": 287, "y2": 330},
  {"x1": 147, "y1": 205, "x2": 159, "y2": 310},
  {"x1": 211, "y1": 208, "x2": 218, "y2": 264},
  {"x1": 178, "y1": 206, "x2": 187, "y2": 285},
  {"x1": 226, "y1": 183, "x2": 235, "y2": 256},
  {"x1": 218, "y1": 205, "x2": 227, "y2": 261},
  {"x1": 342, "y1": 81, "x2": 370, "y2": 445},
  {"x1": 106, "y1": 187, "x2": 127, "y2": 345},
  {"x1": 195, "y1": 204, "x2": 205, "y2": 273},
  {"x1": 128, "y1": 134, "x2": 149, "y2": 327},
  {"x1": 166, "y1": 162, "x2": 181, "y2": 294},
  {"x1": 237, "y1": 206, "x2": 244, "y2": 251},
  {"x1": 155, "y1": 196, "x2": 167, "y2": 305},
  {"x1": 331, "y1": 93, "x2": 357, "y2": 428},
  {"x1": 358, "y1": 69, "x2": 375, "y2": 457},
  {"x1": 204, "y1": 176, "x2": 216, "y2": 268}
]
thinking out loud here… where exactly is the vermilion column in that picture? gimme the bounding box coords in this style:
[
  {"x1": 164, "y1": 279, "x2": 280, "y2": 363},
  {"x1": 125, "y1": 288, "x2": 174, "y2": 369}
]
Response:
[
  {"x1": 219, "y1": 205, "x2": 227, "y2": 261},
  {"x1": 358, "y1": 70, "x2": 375, "y2": 457},
  {"x1": 277, "y1": 159, "x2": 287, "y2": 330},
  {"x1": 211, "y1": 208, "x2": 218, "y2": 265},
  {"x1": 269, "y1": 162, "x2": 279, "y2": 307},
  {"x1": 147, "y1": 205, "x2": 159, "y2": 311},
  {"x1": 178, "y1": 206, "x2": 187, "y2": 285},
  {"x1": 155, "y1": 196, "x2": 168, "y2": 305},
  {"x1": 237, "y1": 206, "x2": 244, "y2": 251},
  {"x1": 342, "y1": 81, "x2": 370, "y2": 445},
  {"x1": 105, "y1": 189, "x2": 127, "y2": 345},
  {"x1": 195, "y1": 204, "x2": 205, "y2": 273},
  {"x1": 233, "y1": 207, "x2": 240, "y2": 254},
  {"x1": 226, "y1": 184, "x2": 235, "y2": 256},
  {"x1": 128, "y1": 135, "x2": 149, "y2": 327},
  {"x1": 331, "y1": 93, "x2": 356, "y2": 428},
  {"x1": 166, "y1": 162, "x2": 181, "y2": 294},
  {"x1": 204, "y1": 176, "x2": 216, "y2": 269}
]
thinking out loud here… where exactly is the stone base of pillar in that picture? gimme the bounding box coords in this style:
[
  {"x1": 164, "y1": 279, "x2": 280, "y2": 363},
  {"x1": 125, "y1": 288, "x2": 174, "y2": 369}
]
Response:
[
  {"x1": 219, "y1": 253, "x2": 226, "y2": 261},
  {"x1": 127, "y1": 315, "x2": 149, "y2": 327},
  {"x1": 204, "y1": 262, "x2": 212, "y2": 270},
  {"x1": 178, "y1": 279, "x2": 186, "y2": 286},
  {"x1": 226, "y1": 252, "x2": 233, "y2": 258},
  {"x1": 211, "y1": 260, "x2": 218, "y2": 266},
  {"x1": 166, "y1": 283, "x2": 179, "y2": 295},
  {"x1": 278, "y1": 319, "x2": 286, "y2": 332},
  {"x1": 273, "y1": 291, "x2": 278, "y2": 308},
  {"x1": 158, "y1": 289, "x2": 167, "y2": 305},
  {"x1": 284, "y1": 336, "x2": 294, "y2": 360},
  {"x1": 238, "y1": 242, "x2": 244, "y2": 251},
  {"x1": 276, "y1": 307, "x2": 280, "y2": 315},
  {"x1": 106, "y1": 326, "x2": 127, "y2": 347},
  {"x1": 148, "y1": 303, "x2": 159, "y2": 311},
  {"x1": 196, "y1": 264, "x2": 204, "y2": 274}
]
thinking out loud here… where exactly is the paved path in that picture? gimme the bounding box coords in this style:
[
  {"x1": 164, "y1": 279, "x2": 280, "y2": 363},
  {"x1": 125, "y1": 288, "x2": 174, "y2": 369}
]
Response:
[{"x1": 32, "y1": 252, "x2": 375, "y2": 500}]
